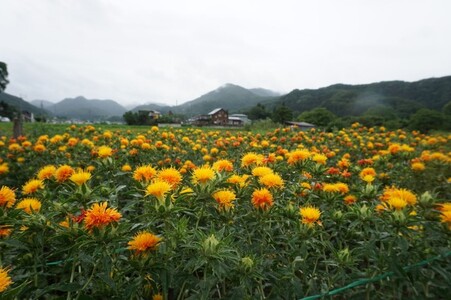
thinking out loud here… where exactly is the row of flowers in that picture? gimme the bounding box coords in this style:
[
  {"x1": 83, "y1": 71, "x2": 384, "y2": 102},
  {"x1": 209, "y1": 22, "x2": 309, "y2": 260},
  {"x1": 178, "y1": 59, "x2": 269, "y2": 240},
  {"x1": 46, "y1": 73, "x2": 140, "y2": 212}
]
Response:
[{"x1": 0, "y1": 123, "x2": 450, "y2": 298}]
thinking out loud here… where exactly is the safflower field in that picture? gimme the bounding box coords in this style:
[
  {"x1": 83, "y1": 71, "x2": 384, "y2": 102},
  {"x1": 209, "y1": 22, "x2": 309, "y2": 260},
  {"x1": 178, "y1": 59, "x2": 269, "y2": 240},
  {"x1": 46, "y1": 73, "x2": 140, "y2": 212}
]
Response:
[{"x1": 0, "y1": 123, "x2": 450, "y2": 299}]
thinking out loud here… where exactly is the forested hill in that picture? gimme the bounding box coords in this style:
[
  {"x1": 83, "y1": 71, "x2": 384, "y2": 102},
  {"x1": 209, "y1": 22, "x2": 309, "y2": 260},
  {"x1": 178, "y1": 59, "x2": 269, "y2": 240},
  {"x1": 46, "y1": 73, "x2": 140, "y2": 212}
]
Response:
[
  {"x1": 174, "y1": 83, "x2": 280, "y2": 115},
  {"x1": 273, "y1": 76, "x2": 451, "y2": 117},
  {"x1": 0, "y1": 92, "x2": 48, "y2": 116}
]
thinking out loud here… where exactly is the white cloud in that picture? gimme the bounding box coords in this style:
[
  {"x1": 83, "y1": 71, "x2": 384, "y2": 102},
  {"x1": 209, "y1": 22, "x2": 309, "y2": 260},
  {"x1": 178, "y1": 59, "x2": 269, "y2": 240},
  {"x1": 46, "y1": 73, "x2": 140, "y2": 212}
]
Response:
[{"x1": 1, "y1": 0, "x2": 451, "y2": 106}]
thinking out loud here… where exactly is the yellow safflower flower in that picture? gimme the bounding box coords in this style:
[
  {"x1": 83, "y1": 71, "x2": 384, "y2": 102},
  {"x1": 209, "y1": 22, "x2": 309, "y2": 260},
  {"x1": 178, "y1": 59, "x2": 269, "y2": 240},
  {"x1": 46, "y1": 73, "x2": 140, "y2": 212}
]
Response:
[
  {"x1": 300, "y1": 206, "x2": 321, "y2": 226},
  {"x1": 16, "y1": 198, "x2": 42, "y2": 214}
]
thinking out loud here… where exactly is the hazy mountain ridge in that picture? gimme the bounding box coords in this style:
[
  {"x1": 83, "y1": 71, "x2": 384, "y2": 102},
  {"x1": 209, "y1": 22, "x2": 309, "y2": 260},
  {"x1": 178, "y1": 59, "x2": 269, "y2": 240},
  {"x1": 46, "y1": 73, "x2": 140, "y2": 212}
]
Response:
[
  {"x1": 249, "y1": 88, "x2": 281, "y2": 97},
  {"x1": 30, "y1": 99, "x2": 55, "y2": 110},
  {"x1": 0, "y1": 92, "x2": 48, "y2": 116},
  {"x1": 3, "y1": 76, "x2": 450, "y2": 122},
  {"x1": 130, "y1": 103, "x2": 172, "y2": 113},
  {"x1": 47, "y1": 96, "x2": 127, "y2": 120},
  {"x1": 271, "y1": 76, "x2": 451, "y2": 117},
  {"x1": 173, "y1": 83, "x2": 279, "y2": 116}
]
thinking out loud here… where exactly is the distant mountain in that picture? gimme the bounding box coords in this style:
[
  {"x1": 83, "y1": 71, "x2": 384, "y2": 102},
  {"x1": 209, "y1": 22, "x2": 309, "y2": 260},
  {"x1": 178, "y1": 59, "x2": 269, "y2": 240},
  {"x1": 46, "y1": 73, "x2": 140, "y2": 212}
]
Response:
[
  {"x1": 30, "y1": 99, "x2": 55, "y2": 110},
  {"x1": 173, "y1": 83, "x2": 279, "y2": 116},
  {"x1": 50, "y1": 96, "x2": 127, "y2": 120},
  {"x1": 272, "y1": 76, "x2": 451, "y2": 117},
  {"x1": 249, "y1": 88, "x2": 281, "y2": 97},
  {"x1": 0, "y1": 92, "x2": 49, "y2": 116},
  {"x1": 130, "y1": 103, "x2": 172, "y2": 114}
]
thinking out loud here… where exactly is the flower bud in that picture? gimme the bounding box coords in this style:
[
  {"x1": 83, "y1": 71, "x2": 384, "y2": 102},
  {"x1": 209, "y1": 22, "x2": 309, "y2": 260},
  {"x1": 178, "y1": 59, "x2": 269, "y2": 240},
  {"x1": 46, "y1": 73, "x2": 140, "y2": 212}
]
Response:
[
  {"x1": 419, "y1": 191, "x2": 434, "y2": 206},
  {"x1": 203, "y1": 234, "x2": 219, "y2": 254},
  {"x1": 241, "y1": 256, "x2": 254, "y2": 270}
]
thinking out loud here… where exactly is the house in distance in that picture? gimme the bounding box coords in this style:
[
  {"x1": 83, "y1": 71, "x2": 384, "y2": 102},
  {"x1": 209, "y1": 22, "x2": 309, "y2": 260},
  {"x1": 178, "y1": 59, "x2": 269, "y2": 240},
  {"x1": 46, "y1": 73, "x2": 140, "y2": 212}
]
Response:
[{"x1": 188, "y1": 108, "x2": 250, "y2": 127}]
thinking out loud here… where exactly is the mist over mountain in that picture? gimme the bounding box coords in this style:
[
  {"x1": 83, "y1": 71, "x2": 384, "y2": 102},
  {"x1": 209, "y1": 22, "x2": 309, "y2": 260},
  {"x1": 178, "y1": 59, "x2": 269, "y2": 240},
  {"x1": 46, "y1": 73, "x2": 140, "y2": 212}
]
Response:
[
  {"x1": 30, "y1": 99, "x2": 55, "y2": 110},
  {"x1": 130, "y1": 103, "x2": 172, "y2": 113},
  {"x1": 249, "y1": 88, "x2": 281, "y2": 97},
  {"x1": 271, "y1": 76, "x2": 451, "y2": 117}
]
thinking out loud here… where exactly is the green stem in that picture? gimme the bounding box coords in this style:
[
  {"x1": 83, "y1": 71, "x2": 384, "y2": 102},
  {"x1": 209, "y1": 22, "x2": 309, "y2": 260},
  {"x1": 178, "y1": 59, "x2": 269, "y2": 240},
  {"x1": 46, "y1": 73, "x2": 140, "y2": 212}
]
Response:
[
  {"x1": 75, "y1": 263, "x2": 98, "y2": 300},
  {"x1": 66, "y1": 259, "x2": 77, "y2": 300}
]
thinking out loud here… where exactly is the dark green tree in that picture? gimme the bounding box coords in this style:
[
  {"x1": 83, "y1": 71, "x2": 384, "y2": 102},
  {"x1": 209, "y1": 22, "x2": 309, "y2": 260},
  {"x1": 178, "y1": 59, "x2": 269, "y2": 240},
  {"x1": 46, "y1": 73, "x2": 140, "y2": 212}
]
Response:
[
  {"x1": 297, "y1": 107, "x2": 337, "y2": 127},
  {"x1": 442, "y1": 101, "x2": 451, "y2": 116},
  {"x1": 123, "y1": 111, "x2": 138, "y2": 125},
  {"x1": 0, "y1": 62, "x2": 9, "y2": 92},
  {"x1": 271, "y1": 104, "x2": 293, "y2": 124},
  {"x1": 0, "y1": 101, "x2": 18, "y2": 119},
  {"x1": 409, "y1": 109, "x2": 444, "y2": 132},
  {"x1": 441, "y1": 101, "x2": 451, "y2": 130},
  {"x1": 246, "y1": 103, "x2": 271, "y2": 120}
]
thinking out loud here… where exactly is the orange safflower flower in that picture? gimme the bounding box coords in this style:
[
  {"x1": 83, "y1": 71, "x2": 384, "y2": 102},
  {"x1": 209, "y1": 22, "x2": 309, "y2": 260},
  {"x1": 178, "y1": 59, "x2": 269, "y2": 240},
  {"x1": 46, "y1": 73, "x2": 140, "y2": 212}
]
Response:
[
  {"x1": 84, "y1": 202, "x2": 121, "y2": 231},
  {"x1": 259, "y1": 173, "x2": 284, "y2": 189},
  {"x1": 387, "y1": 197, "x2": 407, "y2": 210},
  {"x1": 67, "y1": 138, "x2": 79, "y2": 147},
  {"x1": 157, "y1": 168, "x2": 182, "y2": 188},
  {"x1": 411, "y1": 162, "x2": 425, "y2": 171},
  {"x1": 251, "y1": 188, "x2": 274, "y2": 210},
  {"x1": 227, "y1": 174, "x2": 249, "y2": 188},
  {"x1": 0, "y1": 266, "x2": 13, "y2": 293},
  {"x1": 381, "y1": 187, "x2": 417, "y2": 206},
  {"x1": 322, "y1": 183, "x2": 340, "y2": 193},
  {"x1": 287, "y1": 149, "x2": 310, "y2": 165},
  {"x1": 97, "y1": 146, "x2": 113, "y2": 158},
  {"x1": 335, "y1": 182, "x2": 349, "y2": 194},
  {"x1": 121, "y1": 164, "x2": 132, "y2": 172},
  {"x1": 300, "y1": 206, "x2": 321, "y2": 225},
  {"x1": 33, "y1": 144, "x2": 46, "y2": 152},
  {"x1": 241, "y1": 152, "x2": 264, "y2": 167},
  {"x1": 0, "y1": 163, "x2": 8, "y2": 175},
  {"x1": 145, "y1": 180, "x2": 172, "y2": 201},
  {"x1": 37, "y1": 165, "x2": 56, "y2": 180},
  {"x1": 337, "y1": 158, "x2": 350, "y2": 169},
  {"x1": 70, "y1": 170, "x2": 92, "y2": 186},
  {"x1": 0, "y1": 226, "x2": 13, "y2": 238},
  {"x1": 133, "y1": 165, "x2": 157, "y2": 182},
  {"x1": 312, "y1": 153, "x2": 327, "y2": 165},
  {"x1": 251, "y1": 166, "x2": 273, "y2": 177},
  {"x1": 440, "y1": 211, "x2": 451, "y2": 229},
  {"x1": 16, "y1": 198, "x2": 42, "y2": 214},
  {"x1": 192, "y1": 166, "x2": 216, "y2": 185},
  {"x1": 55, "y1": 165, "x2": 75, "y2": 183},
  {"x1": 344, "y1": 195, "x2": 357, "y2": 205},
  {"x1": 359, "y1": 168, "x2": 376, "y2": 180},
  {"x1": 212, "y1": 190, "x2": 237, "y2": 211},
  {"x1": 212, "y1": 159, "x2": 234, "y2": 172},
  {"x1": 0, "y1": 186, "x2": 16, "y2": 208},
  {"x1": 22, "y1": 179, "x2": 44, "y2": 195},
  {"x1": 128, "y1": 231, "x2": 162, "y2": 254},
  {"x1": 437, "y1": 203, "x2": 451, "y2": 212}
]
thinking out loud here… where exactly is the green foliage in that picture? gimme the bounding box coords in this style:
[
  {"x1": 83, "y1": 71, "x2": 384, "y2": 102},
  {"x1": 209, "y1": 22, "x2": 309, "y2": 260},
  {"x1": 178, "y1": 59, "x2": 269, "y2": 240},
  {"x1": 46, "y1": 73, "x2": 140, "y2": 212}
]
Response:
[
  {"x1": 245, "y1": 103, "x2": 271, "y2": 120},
  {"x1": 0, "y1": 61, "x2": 9, "y2": 92},
  {"x1": 409, "y1": 109, "x2": 445, "y2": 132},
  {"x1": 0, "y1": 101, "x2": 18, "y2": 119},
  {"x1": 297, "y1": 107, "x2": 337, "y2": 127},
  {"x1": 271, "y1": 104, "x2": 293, "y2": 124},
  {"x1": 247, "y1": 118, "x2": 279, "y2": 131}
]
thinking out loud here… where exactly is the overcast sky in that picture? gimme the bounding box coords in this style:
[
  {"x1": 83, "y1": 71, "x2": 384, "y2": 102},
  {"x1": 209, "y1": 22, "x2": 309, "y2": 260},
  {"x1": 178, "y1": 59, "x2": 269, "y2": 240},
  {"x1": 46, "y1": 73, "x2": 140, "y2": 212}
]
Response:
[{"x1": 1, "y1": 0, "x2": 450, "y2": 107}]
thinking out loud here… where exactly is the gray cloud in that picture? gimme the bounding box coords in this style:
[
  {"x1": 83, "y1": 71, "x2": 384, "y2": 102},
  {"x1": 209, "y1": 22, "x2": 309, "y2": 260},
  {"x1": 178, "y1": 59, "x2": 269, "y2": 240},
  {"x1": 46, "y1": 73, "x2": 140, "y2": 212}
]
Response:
[{"x1": 1, "y1": 0, "x2": 450, "y2": 106}]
